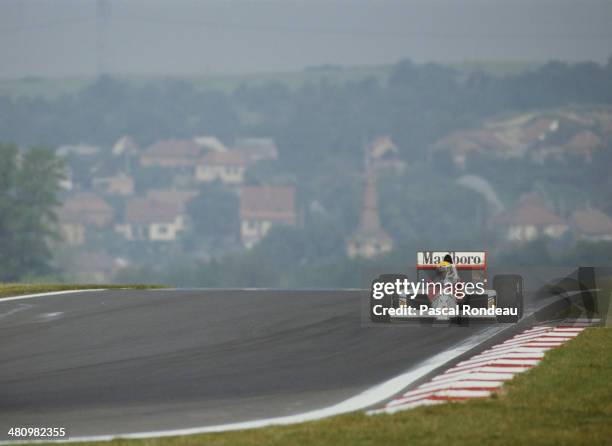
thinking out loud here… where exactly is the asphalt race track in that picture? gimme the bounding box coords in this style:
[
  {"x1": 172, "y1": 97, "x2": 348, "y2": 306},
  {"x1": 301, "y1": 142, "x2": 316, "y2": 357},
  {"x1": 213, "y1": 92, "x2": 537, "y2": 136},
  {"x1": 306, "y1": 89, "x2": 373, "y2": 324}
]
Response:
[{"x1": 0, "y1": 289, "x2": 536, "y2": 439}]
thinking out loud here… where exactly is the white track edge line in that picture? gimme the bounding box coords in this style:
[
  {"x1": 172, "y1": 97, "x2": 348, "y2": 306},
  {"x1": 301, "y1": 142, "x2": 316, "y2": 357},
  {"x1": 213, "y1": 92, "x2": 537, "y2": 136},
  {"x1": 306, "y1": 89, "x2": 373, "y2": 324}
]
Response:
[
  {"x1": 0, "y1": 289, "x2": 589, "y2": 444},
  {"x1": 0, "y1": 289, "x2": 107, "y2": 302},
  {"x1": 0, "y1": 325, "x2": 506, "y2": 444}
]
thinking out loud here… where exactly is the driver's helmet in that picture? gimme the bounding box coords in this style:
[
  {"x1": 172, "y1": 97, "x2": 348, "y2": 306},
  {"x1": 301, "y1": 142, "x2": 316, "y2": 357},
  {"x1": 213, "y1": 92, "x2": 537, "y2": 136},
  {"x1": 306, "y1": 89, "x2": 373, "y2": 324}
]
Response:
[{"x1": 436, "y1": 254, "x2": 454, "y2": 273}]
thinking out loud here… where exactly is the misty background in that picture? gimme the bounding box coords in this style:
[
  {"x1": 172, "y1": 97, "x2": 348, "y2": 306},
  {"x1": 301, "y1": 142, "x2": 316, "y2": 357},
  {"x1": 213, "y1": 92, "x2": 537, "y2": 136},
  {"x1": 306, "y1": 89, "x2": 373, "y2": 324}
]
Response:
[
  {"x1": 1, "y1": 0, "x2": 612, "y2": 287},
  {"x1": 2, "y1": 0, "x2": 612, "y2": 78}
]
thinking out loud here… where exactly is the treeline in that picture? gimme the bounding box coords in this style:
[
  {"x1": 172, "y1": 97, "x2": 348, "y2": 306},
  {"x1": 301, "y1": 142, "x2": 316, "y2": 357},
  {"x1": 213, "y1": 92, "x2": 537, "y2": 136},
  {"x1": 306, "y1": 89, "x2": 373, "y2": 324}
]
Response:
[{"x1": 2, "y1": 59, "x2": 611, "y2": 170}]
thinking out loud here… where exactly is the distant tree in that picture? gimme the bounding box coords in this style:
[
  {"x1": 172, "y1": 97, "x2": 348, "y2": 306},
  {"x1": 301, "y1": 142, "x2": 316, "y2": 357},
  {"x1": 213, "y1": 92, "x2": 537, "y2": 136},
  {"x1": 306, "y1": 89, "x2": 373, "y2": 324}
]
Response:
[
  {"x1": 186, "y1": 182, "x2": 240, "y2": 246},
  {"x1": 132, "y1": 166, "x2": 174, "y2": 193},
  {"x1": 250, "y1": 215, "x2": 346, "y2": 274},
  {"x1": 0, "y1": 143, "x2": 64, "y2": 281}
]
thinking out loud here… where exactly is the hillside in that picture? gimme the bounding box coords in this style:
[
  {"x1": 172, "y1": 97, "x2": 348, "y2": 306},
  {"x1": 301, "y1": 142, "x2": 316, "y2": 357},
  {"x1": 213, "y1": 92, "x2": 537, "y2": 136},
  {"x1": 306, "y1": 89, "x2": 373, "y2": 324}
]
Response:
[{"x1": 0, "y1": 60, "x2": 542, "y2": 100}]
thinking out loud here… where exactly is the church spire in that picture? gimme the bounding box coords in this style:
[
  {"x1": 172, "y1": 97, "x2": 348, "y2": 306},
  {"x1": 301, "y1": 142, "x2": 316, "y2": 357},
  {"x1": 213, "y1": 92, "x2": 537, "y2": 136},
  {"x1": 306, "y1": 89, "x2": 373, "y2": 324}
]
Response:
[{"x1": 347, "y1": 151, "x2": 393, "y2": 258}]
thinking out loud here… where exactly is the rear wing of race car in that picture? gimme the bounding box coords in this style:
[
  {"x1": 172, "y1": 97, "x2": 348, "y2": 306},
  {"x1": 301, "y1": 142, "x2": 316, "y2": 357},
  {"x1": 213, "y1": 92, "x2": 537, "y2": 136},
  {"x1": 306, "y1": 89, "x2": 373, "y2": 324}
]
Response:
[{"x1": 417, "y1": 251, "x2": 487, "y2": 270}]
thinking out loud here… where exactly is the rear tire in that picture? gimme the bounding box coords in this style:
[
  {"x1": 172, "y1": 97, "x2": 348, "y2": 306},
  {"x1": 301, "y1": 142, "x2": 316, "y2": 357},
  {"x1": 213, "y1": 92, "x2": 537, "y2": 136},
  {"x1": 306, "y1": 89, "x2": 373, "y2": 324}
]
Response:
[{"x1": 494, "y1": 274, "x2": 523, "y2": 323}]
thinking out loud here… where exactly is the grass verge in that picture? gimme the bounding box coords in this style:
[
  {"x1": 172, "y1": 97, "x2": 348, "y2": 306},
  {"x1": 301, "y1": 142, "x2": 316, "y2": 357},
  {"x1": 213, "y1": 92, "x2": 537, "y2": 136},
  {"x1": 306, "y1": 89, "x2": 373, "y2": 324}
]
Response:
[
  {"x1": 0, "y1": 283, "x2": 166, "y2": 299},
  {"x1": 35, "y1": 327, "x2": 612, "y2": 446}
]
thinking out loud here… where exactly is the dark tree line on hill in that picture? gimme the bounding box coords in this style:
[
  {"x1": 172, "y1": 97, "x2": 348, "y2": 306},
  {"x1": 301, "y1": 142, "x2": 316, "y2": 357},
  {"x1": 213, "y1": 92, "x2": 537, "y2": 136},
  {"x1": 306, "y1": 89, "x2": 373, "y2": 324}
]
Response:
[{"x1": 2, "y1": 59, "x2": 611, "y2": 170}]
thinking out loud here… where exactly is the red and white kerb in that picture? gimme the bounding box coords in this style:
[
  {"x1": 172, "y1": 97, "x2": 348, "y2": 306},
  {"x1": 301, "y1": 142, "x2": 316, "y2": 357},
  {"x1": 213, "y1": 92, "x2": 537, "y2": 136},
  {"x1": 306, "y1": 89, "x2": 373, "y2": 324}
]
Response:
[{"x1": 368, "y1": 319, "x2": 599, "y2": 415}]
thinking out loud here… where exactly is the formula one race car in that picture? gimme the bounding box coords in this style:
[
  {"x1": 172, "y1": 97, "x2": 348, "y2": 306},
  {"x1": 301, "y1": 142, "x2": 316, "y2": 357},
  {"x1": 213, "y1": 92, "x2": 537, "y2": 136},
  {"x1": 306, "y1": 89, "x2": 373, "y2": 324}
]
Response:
[{"x1": 370, "y1": 251, "x2": 523, "y2": 324}]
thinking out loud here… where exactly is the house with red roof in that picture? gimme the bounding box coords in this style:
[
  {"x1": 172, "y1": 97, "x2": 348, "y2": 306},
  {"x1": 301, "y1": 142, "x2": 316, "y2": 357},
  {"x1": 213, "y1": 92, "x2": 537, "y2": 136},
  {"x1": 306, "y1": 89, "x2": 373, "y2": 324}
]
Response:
[
  {"x1": 239, "y1": 186, "x2": 296, "y2": 248},
  {"x1": 140, "y1": 139, "x2": 202, "y2": 168},
  {"x1": 195, "y1": 150, "x2": 247, "y2": 185},
  {"x1": 59, "y1": 193, "x2": 115, "y2": 245},
  {"x1": 494, "y1": 194, "x2": 568, "y2": 242},
  {"x1": 116, "y1": 197, "x2": 186, "y2": 242}
]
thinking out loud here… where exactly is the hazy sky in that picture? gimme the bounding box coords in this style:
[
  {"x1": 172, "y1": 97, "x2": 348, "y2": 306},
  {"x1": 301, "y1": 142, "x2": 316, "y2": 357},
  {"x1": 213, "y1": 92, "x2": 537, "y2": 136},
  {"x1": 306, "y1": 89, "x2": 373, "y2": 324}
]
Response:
[{"x1": 1, "y1": 0, "x2": 611, "y2": 79}]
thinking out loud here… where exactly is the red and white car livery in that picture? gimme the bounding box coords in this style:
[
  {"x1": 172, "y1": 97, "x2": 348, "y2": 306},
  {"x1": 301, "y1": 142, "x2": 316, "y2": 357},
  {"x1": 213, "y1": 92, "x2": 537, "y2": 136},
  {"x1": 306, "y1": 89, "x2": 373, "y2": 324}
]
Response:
[
  {"x1": 417, "y1": 251, "x2": 487, "y2": 270},
  {"x1": 370, "y1": 251, "x2": 524, "y2": 324}
]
